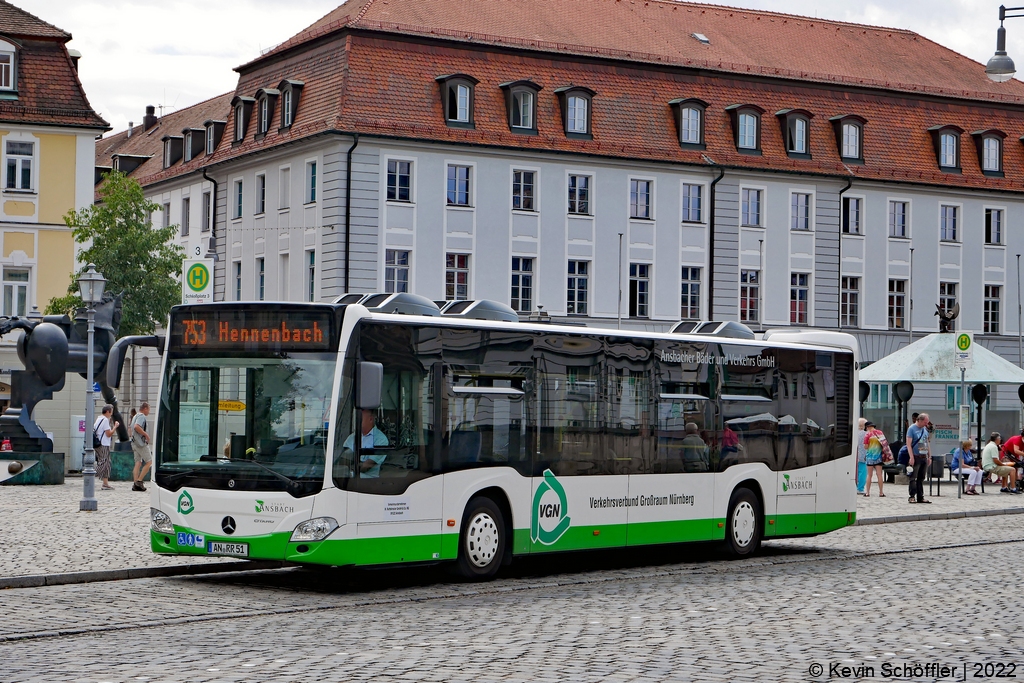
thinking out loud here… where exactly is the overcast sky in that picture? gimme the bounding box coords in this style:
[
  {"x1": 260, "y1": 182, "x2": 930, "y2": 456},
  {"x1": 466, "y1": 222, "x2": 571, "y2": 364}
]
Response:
[{"x1": 16, "y1": 0, "x2": 1020, "y2": 134}]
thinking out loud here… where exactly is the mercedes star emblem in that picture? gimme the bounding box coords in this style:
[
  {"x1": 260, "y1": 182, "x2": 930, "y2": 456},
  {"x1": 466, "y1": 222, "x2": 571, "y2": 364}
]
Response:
[
  {"x1": 221, "y1": 516, "x2": 236, "y2": 534},
  {"x1": 227, "y1": 479, "x2": 235, "y2": 488}
]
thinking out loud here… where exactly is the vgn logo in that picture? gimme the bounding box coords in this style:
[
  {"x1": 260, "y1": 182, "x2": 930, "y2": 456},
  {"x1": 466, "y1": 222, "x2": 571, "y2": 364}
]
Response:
[
  {"x1": 531, "y1": 469, "x2": 571, "y2": 545},
  {"x1": 781, "y1": 474, "x2": 814, "y2": 493},
  {"x1": 186, "y1": 262, "x2": 210, "y2": 292},
  {"x1": 177, "y1": 490, "x2": 195, "y2": 515}
]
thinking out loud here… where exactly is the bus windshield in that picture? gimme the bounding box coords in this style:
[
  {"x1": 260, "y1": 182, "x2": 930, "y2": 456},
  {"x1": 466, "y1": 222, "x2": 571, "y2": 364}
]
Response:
[{"x1": 156, "y1": 353, "x2": 336, "y2": 497}]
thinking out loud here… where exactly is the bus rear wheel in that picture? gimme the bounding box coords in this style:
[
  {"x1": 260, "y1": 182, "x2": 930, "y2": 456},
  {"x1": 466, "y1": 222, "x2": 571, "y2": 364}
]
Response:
[
  {"x1": 454, "y1": 496, "x2": 506, "y2": 580},
  {"x1": 724, "y1": 488, "x2": 762, "y2": 558}
]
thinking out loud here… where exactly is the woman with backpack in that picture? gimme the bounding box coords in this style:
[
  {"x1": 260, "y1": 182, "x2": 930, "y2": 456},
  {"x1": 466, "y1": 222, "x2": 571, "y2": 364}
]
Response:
[
  {"x1": 93, "y1": 404, "x2": 119, "y2": 491},
  {"x1": 863, "y1": 421, "x2": 892, "y2": 497}
]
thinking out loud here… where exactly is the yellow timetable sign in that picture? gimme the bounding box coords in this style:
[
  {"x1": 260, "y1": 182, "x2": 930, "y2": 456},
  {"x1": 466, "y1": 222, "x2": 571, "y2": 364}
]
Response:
[{"x1": 218, "y1": 400, "x2": 246, "y2": 412}]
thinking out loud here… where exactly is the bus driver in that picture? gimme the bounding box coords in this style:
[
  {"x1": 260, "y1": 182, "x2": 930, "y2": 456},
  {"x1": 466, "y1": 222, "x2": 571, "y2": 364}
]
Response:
[{"x1": 343, "y1": 409, "x2": 390, "y2": 477}]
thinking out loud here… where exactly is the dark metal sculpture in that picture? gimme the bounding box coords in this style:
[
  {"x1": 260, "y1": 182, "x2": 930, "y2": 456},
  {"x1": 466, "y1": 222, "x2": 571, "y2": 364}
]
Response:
[
  {"x1": 0, "y1": 294, "x2": 127, "y2": 452},
  {"x1": 935, "y1": 302, "x2": 960, "y2": 333}
]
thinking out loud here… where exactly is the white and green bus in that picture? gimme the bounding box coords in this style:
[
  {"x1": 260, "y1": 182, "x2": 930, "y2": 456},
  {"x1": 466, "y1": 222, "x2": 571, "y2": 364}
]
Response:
[{"x1": 143, "y1": 298, "x2": 858, "y2": 579}]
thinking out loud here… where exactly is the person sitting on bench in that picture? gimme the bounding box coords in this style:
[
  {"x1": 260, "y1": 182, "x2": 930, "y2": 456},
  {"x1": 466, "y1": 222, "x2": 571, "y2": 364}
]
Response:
[{"x1": 950, "y1": 438, "x2": 983, "y2": 495}]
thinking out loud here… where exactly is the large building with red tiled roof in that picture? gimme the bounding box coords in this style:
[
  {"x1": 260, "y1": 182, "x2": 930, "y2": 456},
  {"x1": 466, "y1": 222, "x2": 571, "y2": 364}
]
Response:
[
  {"x1": 1, "y1": 0, "x2": 108, "y2": 452},
  {"x1": 103, "y1": 0, "x2": 1024, "y2": 441}
]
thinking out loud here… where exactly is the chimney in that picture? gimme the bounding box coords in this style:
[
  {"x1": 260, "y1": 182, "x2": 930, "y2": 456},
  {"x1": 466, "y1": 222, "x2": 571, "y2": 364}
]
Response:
[
  {"x1": 68, "y1": 49, "x2": 81, "y2": 72},
  {"x1": 142, "y1": 105, "x2": 158, "y2": 132},
  {"x1": 127, "y1": 121, "x2": 133, "y2": 138}
]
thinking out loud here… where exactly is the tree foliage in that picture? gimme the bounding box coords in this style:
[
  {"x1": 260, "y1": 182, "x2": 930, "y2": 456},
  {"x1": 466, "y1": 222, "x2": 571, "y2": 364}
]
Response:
[{"x1": 45, "y1": 171, "x2": 185, "y2": 336}]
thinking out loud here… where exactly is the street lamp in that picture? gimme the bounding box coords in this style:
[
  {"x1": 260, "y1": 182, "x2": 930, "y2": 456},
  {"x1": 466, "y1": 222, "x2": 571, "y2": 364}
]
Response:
[
  {"x1": 986, "y1": 5, "x2": 1022, "y2": 82},
  {"x1": 78, "y1": 264, "x2": 106, "y2": 512}
]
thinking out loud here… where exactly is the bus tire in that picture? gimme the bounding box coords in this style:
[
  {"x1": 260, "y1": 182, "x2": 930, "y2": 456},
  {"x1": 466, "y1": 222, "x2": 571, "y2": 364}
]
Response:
[
  {"x1": 724, "y1": 487, "x2": 761, "y2": 558},
  {"x1": 454, "y1": 496, "x2": 506, "y2": 580}
]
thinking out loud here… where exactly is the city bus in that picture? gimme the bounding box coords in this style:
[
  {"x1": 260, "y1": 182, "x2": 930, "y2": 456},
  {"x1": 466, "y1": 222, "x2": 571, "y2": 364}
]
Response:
[{"x1": 142, "y1": 299, "x2": 858, "y2": 579}]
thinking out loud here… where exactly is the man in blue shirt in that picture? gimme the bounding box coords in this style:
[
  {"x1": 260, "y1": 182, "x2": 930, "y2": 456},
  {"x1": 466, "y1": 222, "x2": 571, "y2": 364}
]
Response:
[
  {"x1": 342, "y1": 410, "x2": 390, "y2": 478},
  {"x1": 905, "y1": 412, "x2": 931, "y2": 504}
]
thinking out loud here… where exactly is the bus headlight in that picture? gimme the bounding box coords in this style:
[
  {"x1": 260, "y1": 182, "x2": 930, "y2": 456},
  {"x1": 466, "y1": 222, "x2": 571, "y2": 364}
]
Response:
[
  {"x1": 290, "y1": 517, "x2": 339, "y2": 542},
  {"x1": 151, "y1": 508, "x2": 174, "y2": 533}
]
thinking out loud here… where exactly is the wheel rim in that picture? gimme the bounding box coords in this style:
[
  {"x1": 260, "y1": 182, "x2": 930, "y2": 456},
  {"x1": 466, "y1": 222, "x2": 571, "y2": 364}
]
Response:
[
  {"x1": 465, "y1": 511, "x2": 500, "y2": 568},
  {"x1": 731, "y1": 501, "x2": 756, "y2": 548}
]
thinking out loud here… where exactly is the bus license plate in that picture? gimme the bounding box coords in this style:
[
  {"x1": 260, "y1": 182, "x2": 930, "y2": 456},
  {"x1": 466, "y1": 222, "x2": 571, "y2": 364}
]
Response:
[{"x1": 208, "y1": 541, "x2": 248, "y2": 557}]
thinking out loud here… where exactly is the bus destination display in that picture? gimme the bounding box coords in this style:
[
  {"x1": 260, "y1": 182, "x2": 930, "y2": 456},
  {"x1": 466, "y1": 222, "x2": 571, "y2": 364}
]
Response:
[{"x1": 172, "y1": 309, "x2": 333, "y2": 351}]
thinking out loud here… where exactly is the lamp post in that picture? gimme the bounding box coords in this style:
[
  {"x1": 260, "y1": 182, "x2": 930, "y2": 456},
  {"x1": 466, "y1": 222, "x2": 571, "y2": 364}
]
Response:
[
  {"x1": 987, "y1": 5, "x2": 1023, "y2": 82},
  {"x1": 78, "y1": 264, "x2": 106, "y2": 512}
]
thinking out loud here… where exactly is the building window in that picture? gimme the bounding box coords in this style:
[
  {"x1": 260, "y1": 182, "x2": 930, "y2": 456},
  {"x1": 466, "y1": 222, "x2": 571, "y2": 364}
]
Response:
[
  {"x1": 2, "y1": 269, "x2": 28, "y2": 317},
  {"x1": 790, "y1": 273, "x2": 809, "y2": 324},
  {"x1": 512, "y1": 90, "x2": 534, "y2": 130},
  {"x1": 201, "y1": 191, "x2": 211, "y2": 232},
  {"x1": 279, "y1": 168, "x2": 290, "y2": 210},
  {"x1": 567, "y1": 260, "x2": 589, "y2": 315},
  {"x1": 984, "y1": 285, "x2": 1001, "y2": 334},
  {"x1": 306, "y1": 161, "x2": 317, "y2": 203},
  {"x1": 680, "y1": 267, "x2": 700, "y2": 320},
  {"x1": 445, "y1": 253, "x2": 469, "y2": 301},
  {"x1": 630, "y1": 179, "x2": 651, "y2": 219},
  {"x1": 387, "y1": 160, "x2": 412, "y2": 202},
  {"x1": 258, "y1": 98, "x2": 269, "y2": 134},
  {"x1": 842, "y1": 197, "x2": 861, "y2": 234},
  {"x1": 983, "y1": 137, "x2": 1002, "y2": 172},
  {"x1": 939, "y1": 282, "x2": 957, "y2": 329},
  {"x1": 791, "y1": 193, "x2": 811, "y2": 230},
  {"x1": 888, "y1": 279, "x2": 906, "y2": 329},
  {"x1": 740, "y1": 270, "x2": 759, "y2": 323},
  {"x1": 568, "y1": 174, "x2": 591, "y2": 215},
  {"x1": 511, "y1": 257, "x2": 533, "y2": 312},
  {"x1": 255, "y1": 174, "x2": 266, "y2": 214},
  {"x1": 940, "y1": 133, "x2": 958, "y2": 168},
  {"x1": 680, "y1": 107, "x2": 701, "y2": 145},
  {"x1": 234, "y1": 261, "x2": 242, "y2": 301},
  {"x1": 680, "y1": 183, "x2": 702, "y2": 223},
  {"x1": 184, "y1": 132, "x2": 193, "y2": 162},
  {"x1": 0, "y1": 51, "x2": 12, "y2": 90},
  {"x1": 233, "y1": 180, "x2": 243, "y2": 219},
  {"x1": 306, "y1": 250, "x2": 316, "y2": 301},
  {"x1": 163, "y1": 202, "x2": 171, "y2": 228},
  {"x1": 986, "y1": 208, "x2": 1003, "y2": 244},
  {"x1": 741, "y1": 188, "x2": 762, "y2": 227},
  {"x1": 437, "y1": 75, "x2": 478, "y2": 127},
  {"x1": 446, "y1": 165, "x2": 471, "y2": 206},
  {"x1": 385, "y1": 249, "x2": 410, "y2": 294},
  {"x1": 567, "y1": 95, "x2": 588, "y2": 134},
  {"x1": 940, "y1": 205, "x2": 958, "y2": 241},
  {"x1": 5, "y1": 141, "x2": 33, "y2": 190},
  {"x1": 629, "y1": 263, "x2": 650, "y2": 318},
  {"x1": 842, "y1": 123, "x2": 861, "y2": 159},
  {"x1": 888, "y1": 200, "x2": 908, "y2": 238},
  {"x1": 738, "y1": 113, "x2": 757, "y2": 149},
  {"x1": 206, "y1": 125, "x2": 216, "y2": 155},
  {"x1": 181, "y1": 197, "x2": 190, "y2": 237},
  {"x1": 256, "y1": 258, "x2": 265, "y2": 301},
  {"x1": 451, "y1": 84, "x2": 471, "y2": 122},
  {"x1": 234, "y1": 104, "x2": 245, "y2": 142},
  {"x1": 282, "y1": 89, "x2": 293, "y2": 128},
  {"x1": 512, "y1": 170, "x2": 535, "y2": 211},
  {"x1": 868, "y1": 383, "x2": 892, "y2": 409},
  {"x1": 840, "y1": 276, "x2": 859, "y2": 327},
  {"x1": 788, "y1": 117, "x2": 808, "y2": 154}
]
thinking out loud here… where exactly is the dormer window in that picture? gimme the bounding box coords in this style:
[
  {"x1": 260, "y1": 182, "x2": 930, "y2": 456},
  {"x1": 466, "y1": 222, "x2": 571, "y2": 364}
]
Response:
[
  {"x1": 230, "y1": 96, "x2": 255, "y2": 143},
  {"x1": 435, "y1": 74, "x2": 478, "y2": 129},
  {"x1": 161, "y1": 136, "x2": 183, "y2": 168},
  {"x1": 254, "y1": 88, "x2": 279, "y2": 138},
  {"x1": 499, "y1": 80, "x2": 541, "y2": 134},
  {"x1": 972, "y1": 129, "x2": 1006, "y2": 176},
  {"x1": 555, "y1": 86, "x2": 596, "y2": 139},
  {"x1": 0, "y1": 43, "x2": 14, "y2": 92},
  {"x1": 776, "y1": 109, "x2": 813, "y2": 159},
  {"x1": 726, "y1": 104, "x2": 764, "y2": 154},
  {"x1": 830, "y1": 115, "x2": 866, "y2": 163},
  {"x1": 669, "y1": 98, "x2": 708, "y2": 148},
  {"x1": 259, "y1": 98, "x2": 268, "y2": 133},
  {"x1": 276, "y1": 80, "x2": 304, "y2": 131},
  {"x1": 928, "y1": 125, "x2": 964, "y2": 172},
  {"x1": 184, "y1": 131, "x2": 192, "y2": 162},
  {"x1": 203, "y1": 119, "x2": 226, "y2": 155}
]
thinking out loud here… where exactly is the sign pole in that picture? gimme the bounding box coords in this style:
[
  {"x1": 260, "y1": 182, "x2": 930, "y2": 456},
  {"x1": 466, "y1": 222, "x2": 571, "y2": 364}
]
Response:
[
  {"x1": 954, "y1": 332, "x2": 974, "y2": 500},
  {"x1": 959, "y1": 366, "x2": 966, "y2": 499}
]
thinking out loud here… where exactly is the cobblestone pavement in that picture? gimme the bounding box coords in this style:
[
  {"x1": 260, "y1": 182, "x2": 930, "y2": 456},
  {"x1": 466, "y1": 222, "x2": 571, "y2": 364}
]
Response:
[
  {"x1": 2, "y1": 517, "x2": 1023, "y2": 682},
  {"x1": 2, "y1": 480, "x2": 1022, "y2": 580}
]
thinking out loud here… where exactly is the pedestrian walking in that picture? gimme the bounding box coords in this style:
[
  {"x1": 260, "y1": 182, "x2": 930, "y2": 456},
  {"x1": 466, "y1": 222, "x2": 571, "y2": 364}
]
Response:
[
  {"x1": 855, "y1": 417, "x2": 868, "y2": 494},
  {"x1": 863, "y1": 421, "x2": 891, "y2": 497},
  {"x1": 94, "y1": 405, "x2": 118, "y2": 491},
  {"x1": 130, "y1": 402, "x2": 152, "y2": 492},
  {"x1": 905, "y1": 412, "x2": 932, "y2": 504}
]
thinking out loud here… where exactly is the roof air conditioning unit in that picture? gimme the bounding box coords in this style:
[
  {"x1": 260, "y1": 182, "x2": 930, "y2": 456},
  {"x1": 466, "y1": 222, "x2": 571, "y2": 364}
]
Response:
[{"x1": 440, "y1": 299, "x2": 519, "y2": 322}]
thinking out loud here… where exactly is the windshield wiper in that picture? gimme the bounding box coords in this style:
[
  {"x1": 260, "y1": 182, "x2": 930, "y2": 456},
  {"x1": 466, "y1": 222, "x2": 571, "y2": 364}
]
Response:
[
  {"x1": 160, "y1": 468, "x2": 202, "y2": 485},
  {"x1": 213, "y1": 457, "x2": 305, "y2": 495}
]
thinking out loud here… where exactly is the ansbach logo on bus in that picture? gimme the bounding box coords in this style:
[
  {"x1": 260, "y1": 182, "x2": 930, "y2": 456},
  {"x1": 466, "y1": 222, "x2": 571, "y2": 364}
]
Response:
[
  {"x1": 781, "y1": 474, "x2": 813, "y2": 493},
  {"x1": 254, "y1": 500, "x2": 295, "y2": 514}
]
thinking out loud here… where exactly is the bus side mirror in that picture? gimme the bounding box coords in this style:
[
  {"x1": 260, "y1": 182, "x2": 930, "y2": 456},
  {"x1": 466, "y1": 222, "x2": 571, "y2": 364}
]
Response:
[{"x1": 356, "y1": 362, "x2": 383, "y2": 410}]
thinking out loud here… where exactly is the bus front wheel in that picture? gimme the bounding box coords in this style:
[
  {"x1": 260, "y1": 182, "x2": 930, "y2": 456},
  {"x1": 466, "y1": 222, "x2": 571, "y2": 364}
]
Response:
[
  {"x1": 454, "y1": 496, "x2": 506, "y2": 580},
  {"x1": 724, "y1": 488, "x2": 762, "y2": 558}
]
